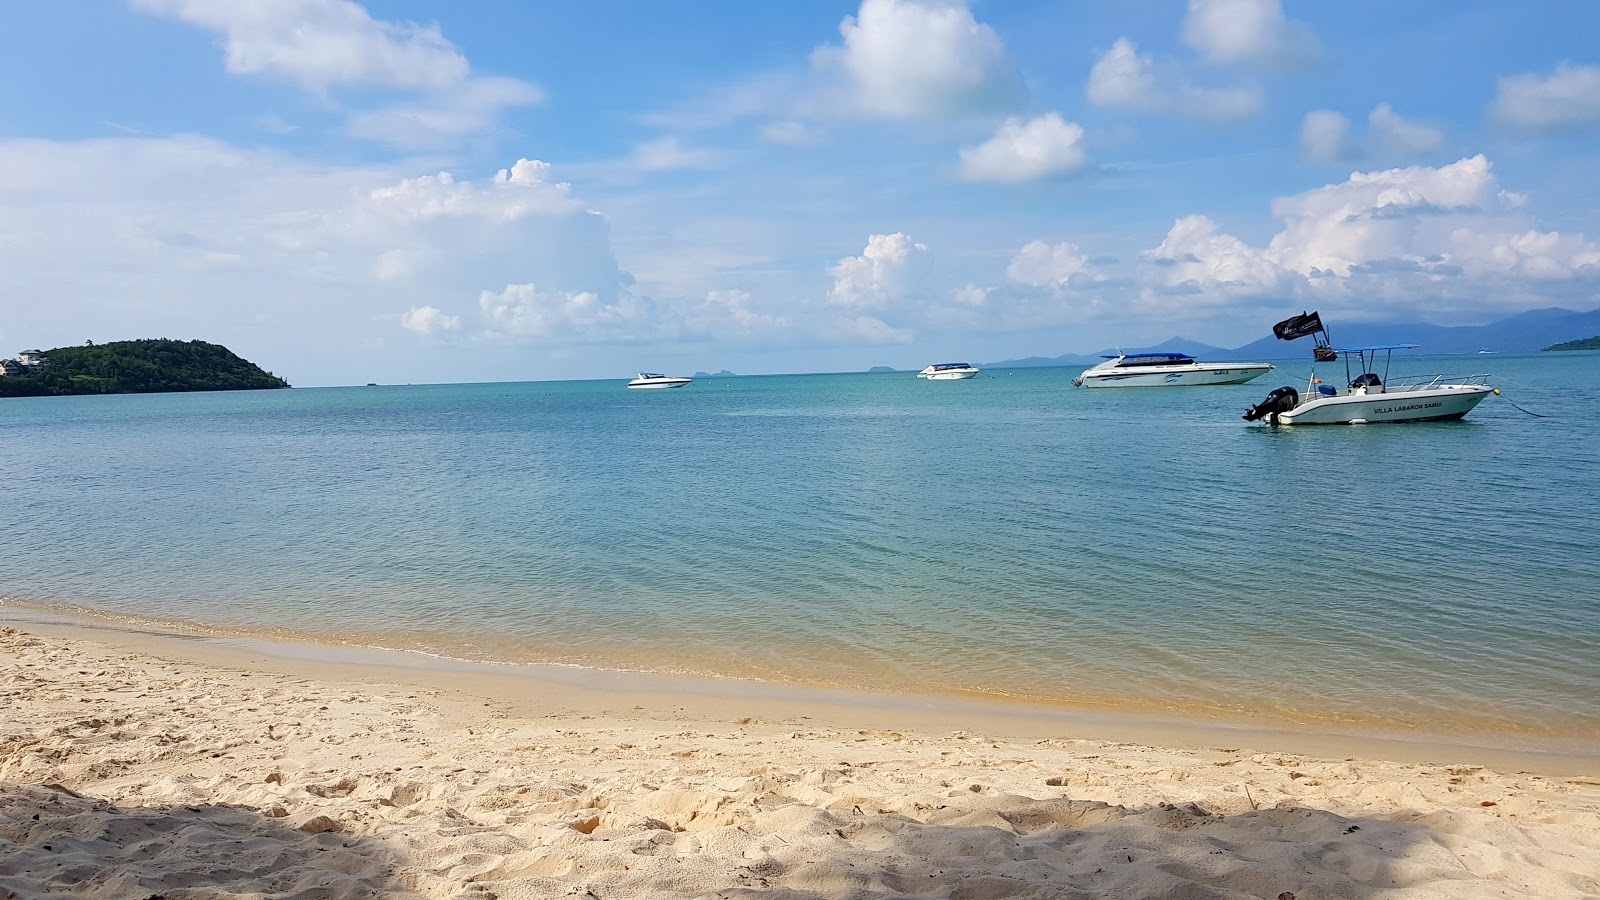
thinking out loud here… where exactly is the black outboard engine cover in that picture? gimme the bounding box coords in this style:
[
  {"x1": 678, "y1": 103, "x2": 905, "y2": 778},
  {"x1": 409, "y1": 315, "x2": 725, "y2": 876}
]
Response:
[{"x1": 1243, "y1": 386, "x2": 1299, "y2": 422}]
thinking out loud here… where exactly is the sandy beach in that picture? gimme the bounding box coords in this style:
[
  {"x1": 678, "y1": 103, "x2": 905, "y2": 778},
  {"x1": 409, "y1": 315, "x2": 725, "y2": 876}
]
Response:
[{"x1": 3, "y1": 622, "x2": 1598, "y2": 900}]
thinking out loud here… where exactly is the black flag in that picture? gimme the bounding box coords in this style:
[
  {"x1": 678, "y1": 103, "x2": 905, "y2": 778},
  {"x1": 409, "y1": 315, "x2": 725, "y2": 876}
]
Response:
[{"x1": 1272, "y1": 311, "x2": 1324, "y2": 341}]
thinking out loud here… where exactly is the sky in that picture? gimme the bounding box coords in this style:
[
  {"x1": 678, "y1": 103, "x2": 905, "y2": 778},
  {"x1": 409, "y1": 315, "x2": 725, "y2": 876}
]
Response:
[{"x1": 1, "y1": 0, "x2": 1598, "y2": 386}]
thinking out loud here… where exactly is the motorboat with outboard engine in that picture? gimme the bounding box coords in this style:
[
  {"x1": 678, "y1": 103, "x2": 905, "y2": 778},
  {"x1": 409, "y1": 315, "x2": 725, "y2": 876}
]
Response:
[
  {"x1": 627, "y1": 373, "x2": 693, "y2": 389},
  {"x1": 1072, "y1": 352, "x2": 1274, "y2": 387},
  {"x1": 917, "y1": 363, "x2": 980, "y2": 380},
  {"x1": 1243, "y1": 312, "x2": 1493, "y2": 425}
]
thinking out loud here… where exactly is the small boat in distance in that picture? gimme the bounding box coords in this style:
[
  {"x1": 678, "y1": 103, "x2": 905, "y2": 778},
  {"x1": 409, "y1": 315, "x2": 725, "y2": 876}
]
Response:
[
  {"x1": 627, "y1": 373, "x2": 693, "y2": 389},
  {"x1": 918, "y1": 363, "x2": 980, "y2": 380},
  {"x1": 1072, "y1": 353, "x2": 1273, "y2": 387}
]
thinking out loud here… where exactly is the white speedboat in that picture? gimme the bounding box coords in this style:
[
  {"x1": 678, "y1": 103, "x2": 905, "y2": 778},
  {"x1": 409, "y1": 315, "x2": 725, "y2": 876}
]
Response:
[
  {"x1": 1072, "y1": 353, "x2": 1273, "y2": 387},
  {"x1": 917, "y1": 363, "x2": 980, "y2": 380},
  {"x1": 627, "y1": 372, "x2": 693, "y2": 389},
  {"x1": 1244, "y1": 343, "x2": 1493, "y2": 425}
]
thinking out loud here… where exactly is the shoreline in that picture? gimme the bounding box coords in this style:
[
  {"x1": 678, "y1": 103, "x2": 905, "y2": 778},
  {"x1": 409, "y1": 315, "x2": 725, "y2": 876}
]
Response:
[{"x1": 6, "y1": 609, "x2": 1597, "y2": 777}]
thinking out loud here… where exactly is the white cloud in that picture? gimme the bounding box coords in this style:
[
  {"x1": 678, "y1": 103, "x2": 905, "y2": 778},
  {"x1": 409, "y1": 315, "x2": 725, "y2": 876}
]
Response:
[
  {"x1": 1140, "y1": 155, "x2": 1600, "y2": 318},
  {"x1": 1144, "y1": 215, "x2": 1283, "y2": 297},
  {"x1": 478, "y1": 284, "x2": 631, "y2": 339},
  {"x1": 958, "y1": 114, "x2": 1089, "y2": 184},
  {"x1": 399, "y1": 305, "x2": 460, "y2": 336},
  {"x1": 1300, "y1": 104, "x2": 1445, "y2": 163},
  {"x1": 1180, "y1": 0, "x2": 1319, "y2": 69},
  {"x1": 1007, "y1": 241, "x2": 1089, "y2": 288},
  {"x1": 1490, "y1": 63, "x2": 1600, "y2": 131},
  {"x1": 759, "y1": 121, "x2": 815, "y2": 145},
  {"x1": 1299, "y1": 110, "x2": 1351, "y2": 163},
  {"x1": 1087, "y1": 38, "x2": 1261, "y2": 122},
  {"x1": 812, "y1": 0, "x2": 1023, "y2": 119},
  {"x1": 362, "y1": 158, "x2": 581, "y2": 223},
  {"x1": 132, "y1": 0, "x2": 468, "y2": 91},
  {"x1": 827, "y1": 232, "x2": 927, "y2": 309},
  {"x1": 346, "y1": 76, "x2": 543, "y2": 149},
  {"x1": 835, "y1": 314, "x2": 914, "y2": 343},
  {"x1": 700, "y1": 289, "x2": 791, "y2": 335},
  {"x1": 1367, "y1": 103, "x2": 1445, "y2": 157},
  {"x1": 949, "y1": 284, "x2": 990, "y2": 306},
  {"x1": 136, "y1": 0, "x2": 541, "y2": 147},
  {"x1": 632, "y1": 137, "x2": 720, "y2": 173}
]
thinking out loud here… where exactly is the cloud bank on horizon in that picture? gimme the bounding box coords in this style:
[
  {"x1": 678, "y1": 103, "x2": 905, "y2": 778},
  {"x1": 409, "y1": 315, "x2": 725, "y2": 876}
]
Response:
[{"x1": 1, "y1": 0, "x2": 1597, "y2": 384}]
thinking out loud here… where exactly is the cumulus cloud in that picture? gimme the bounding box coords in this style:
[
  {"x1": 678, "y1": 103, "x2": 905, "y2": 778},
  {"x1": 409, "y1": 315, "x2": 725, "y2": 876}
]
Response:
[
  {"x1": 813, "y1": 0, "x2": 1024, "y2": 119},
  {"x1": 478, "y1": 284, "x2": 635, "y2": 339},
  {"x1": 1490, "y1": 63, "x2": 1600, "y2": 131},
  {"x1": 1007, "y1": 241, "x2": 1090, "y2": 289},
  {"x1": 1144, "y1": 215, "x2": 1283, "y2": 297},
  {"x1": 399, "y1": 305, "x2": 460, "y2": 336},
  {"x1": 958, "y1": 114, "x2": 1089, "y2": 183},
  {"x1": 1140, "y1": 155, "x2": 1600, "y2": 317},
  {"x1": 827, "y1": 232, "x2": 927, "y2": 309},
  {"x1": 1180, "y1": 0, "x2": 1319, "y2": 70},
  {"x1": 1087, "y1": 38, "x2": 1261, "y2": 122}
]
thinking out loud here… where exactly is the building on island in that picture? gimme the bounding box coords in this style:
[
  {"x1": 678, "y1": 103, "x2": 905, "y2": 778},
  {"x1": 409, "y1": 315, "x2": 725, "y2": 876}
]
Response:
[{"x1": 0, "y1": 350, "x2": 48, "y2": 376}]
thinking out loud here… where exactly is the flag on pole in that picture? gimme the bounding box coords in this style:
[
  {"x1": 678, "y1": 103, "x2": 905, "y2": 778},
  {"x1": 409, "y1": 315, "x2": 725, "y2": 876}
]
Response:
[{"x1": 1272, "y1": 311, "x2": 1324, "y2": 341}]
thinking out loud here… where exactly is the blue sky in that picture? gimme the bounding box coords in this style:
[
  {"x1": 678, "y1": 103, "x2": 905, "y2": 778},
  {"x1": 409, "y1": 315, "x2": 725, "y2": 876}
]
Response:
[{"x1": 2, "y1": 1, "x2": 1597, "y2": 385}]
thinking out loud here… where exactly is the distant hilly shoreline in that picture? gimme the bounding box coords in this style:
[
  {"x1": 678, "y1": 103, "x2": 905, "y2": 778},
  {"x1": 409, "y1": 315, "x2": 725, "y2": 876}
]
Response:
[{"x1": 980, "y1": 307, "x2": 1600, "y2": 369}]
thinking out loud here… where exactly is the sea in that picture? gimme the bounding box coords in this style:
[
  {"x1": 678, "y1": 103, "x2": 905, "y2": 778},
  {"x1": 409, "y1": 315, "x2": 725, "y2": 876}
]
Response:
[{"x1": 3, "y1": 352, "x2": 1597, "y2": 755}]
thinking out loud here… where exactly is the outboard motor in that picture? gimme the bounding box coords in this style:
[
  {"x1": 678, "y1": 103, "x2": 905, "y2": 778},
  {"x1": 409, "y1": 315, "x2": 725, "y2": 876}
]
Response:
[{"x1": 1243, "y1": 386, "x2": 1299, "y2": 423}]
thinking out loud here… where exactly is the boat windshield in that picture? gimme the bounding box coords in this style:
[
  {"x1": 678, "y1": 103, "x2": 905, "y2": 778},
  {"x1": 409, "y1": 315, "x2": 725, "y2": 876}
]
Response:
[{"x1": 1106, "y1": 353, "x2": 1195, "y2": 368}]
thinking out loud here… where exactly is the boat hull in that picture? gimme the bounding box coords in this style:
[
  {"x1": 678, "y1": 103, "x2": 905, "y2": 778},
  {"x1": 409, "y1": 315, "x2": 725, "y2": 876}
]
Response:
[
  {"x1": 920, "y1": 370, "x2": 980, "y2": 380},
  {"x1": 1075, "y1": 363, "x2": 1273, "y2": 387},
  {"x1": 1275, "y1": 385, "x2": 1492, "y2": 425}
]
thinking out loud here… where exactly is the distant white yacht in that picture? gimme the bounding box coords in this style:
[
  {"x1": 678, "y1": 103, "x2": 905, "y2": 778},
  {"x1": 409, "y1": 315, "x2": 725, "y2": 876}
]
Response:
[
  {"x1": 627, "y1": 373, "x2": 693, "y2": 389},
  {"x1": 1072, "y1": 353, "x2": 1274, "y2": 387},
  {"x1": 917, "y1": 363, "x2": 980, "y2": 380}
]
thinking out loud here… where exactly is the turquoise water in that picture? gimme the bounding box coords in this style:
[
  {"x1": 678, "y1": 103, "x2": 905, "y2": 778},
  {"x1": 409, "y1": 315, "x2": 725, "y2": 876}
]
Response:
[{"x1": 3, "y1": 354, "x2": 1597, "y2": 751}]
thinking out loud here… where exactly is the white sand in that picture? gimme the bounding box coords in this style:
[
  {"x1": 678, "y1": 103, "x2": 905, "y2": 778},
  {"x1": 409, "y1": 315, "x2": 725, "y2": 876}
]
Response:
[{"x1": 2, "y1": 624, "x2": 1597, "y2": 899}]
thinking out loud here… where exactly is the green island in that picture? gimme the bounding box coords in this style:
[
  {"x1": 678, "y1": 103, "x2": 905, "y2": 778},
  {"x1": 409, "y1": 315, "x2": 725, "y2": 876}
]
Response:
[
  {"x1": 1542, "y1": 336, "x2": 1600, "y2": 352},
  {"x1": 0, "y1": 339, "x2": 289, "y2": 397}
]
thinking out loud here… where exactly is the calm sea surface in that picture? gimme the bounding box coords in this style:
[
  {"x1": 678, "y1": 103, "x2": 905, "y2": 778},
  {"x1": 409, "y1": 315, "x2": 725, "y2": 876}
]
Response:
[{"x1": 3, "y1": 353, "x2": 1597, "y2": 752}]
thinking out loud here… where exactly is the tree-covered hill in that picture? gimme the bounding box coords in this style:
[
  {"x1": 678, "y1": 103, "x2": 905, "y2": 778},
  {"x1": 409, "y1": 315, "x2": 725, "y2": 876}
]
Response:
[
  {"x1": 1543, "y1": 336, "x2": 1600, "y2": 351},
  {"x1": 0, "y1": 339, "x2": 290, "y2": 397}
]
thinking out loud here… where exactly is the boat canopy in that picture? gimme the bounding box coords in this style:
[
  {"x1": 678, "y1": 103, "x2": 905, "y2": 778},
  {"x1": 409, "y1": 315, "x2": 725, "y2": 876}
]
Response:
[
  {"x1": 930, "y1": 362, "x2": 973, "y2": 368},
  {"x1": 638, "y1": 373, "x2": 667, "y2": 378}
]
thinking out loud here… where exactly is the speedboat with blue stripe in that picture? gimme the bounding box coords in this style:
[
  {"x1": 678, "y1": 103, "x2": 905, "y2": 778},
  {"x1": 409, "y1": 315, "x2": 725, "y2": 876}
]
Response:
[
  {"x1": 1072, "y1": 352, "x2": 1273, "y2": 387},
  {"x1": 917, "y1": 363, "x2": 980, "y2": 380}
]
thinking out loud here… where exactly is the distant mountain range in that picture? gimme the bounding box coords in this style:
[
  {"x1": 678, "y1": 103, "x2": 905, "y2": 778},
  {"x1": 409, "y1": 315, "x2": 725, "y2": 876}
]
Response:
[{"x1": 982, "y1": 307, "x2": 1600, "y2": 369}]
